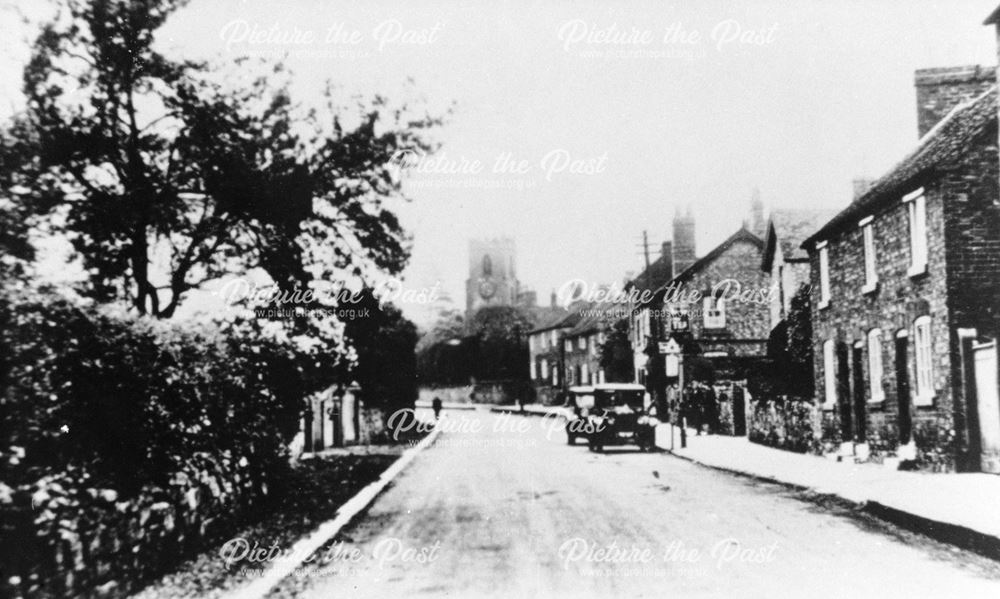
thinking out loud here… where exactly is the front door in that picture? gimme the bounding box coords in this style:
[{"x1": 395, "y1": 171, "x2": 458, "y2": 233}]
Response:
[
  {"x1": 895, "y1": 334, "x2": 912, "y2": 445},
  {"x1": 973, "y1": 339, "x2": 1000, "y2": 473},
  {"x1": 852, "y1": 344, "x2": 867, "y2": 443},
  {"x1": 836, "y1": 343, "x2": 852, "y2": 442},
  {"x1": 732, "y1": 385, "x2": 747, "y2": 436}
]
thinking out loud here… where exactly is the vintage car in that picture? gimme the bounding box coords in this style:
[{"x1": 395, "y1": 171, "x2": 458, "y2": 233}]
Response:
[
  {"x1": 583, "y1": 383, "x2": 658, "y2": 452},
  {"x1": 563, "y1": 385, "x2": 596, "y2": 445}
]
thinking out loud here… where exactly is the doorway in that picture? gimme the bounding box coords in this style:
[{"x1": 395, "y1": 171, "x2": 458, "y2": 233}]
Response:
[
  {"x1": 732, "y1": 384, "x2": 747, "y2": 436},
  {"x1": 836, "y1": 342, "x2": 852, "y2": 442},
  {"x1": 852, "y1": 343, "x2": 867, "y2": 443},
  {"x1": 895, "y1": 333, "x2": 912, "y2": 445}
]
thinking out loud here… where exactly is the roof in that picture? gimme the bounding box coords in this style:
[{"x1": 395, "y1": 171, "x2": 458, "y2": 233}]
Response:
[
  {"x1": 640, "y1": 227, "x2": 764, "y2": 309},
  {"x1": 985, "y1": 5, "x2": 1000, "y2": 25},
  {"x1": 527, "y1": 308, "x2": 575, "y2": 334},
  {"x1": 761, "y1": 208, "x2": 838, "y2": 269},
  {"x1": 803, "y1": 84, "x2": 998, "y2": 249},
  {"x1": 628, "y1": 252, "x2": 673, "y2": 295},
  {"x1": 564, "y1": 300, "x2": 615, "y2": 337}
]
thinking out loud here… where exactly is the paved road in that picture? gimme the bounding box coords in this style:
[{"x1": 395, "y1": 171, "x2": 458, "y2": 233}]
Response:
[{"x1": 287, "y1": 410, "x2": 1000, "y2": 599}]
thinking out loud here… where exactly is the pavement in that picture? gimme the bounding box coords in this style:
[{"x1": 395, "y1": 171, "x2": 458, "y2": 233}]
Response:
[
  {"x1": 288, "y1": 410, "x2": 1000, "y2": 599},
  {"x1": 652, "y1": 422, "x2": 1000, "y2": 556}
]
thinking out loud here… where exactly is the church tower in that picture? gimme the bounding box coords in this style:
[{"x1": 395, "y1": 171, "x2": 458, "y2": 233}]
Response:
[{"x1": 466, "y1": 238, "x2": 519, "y2": 318}]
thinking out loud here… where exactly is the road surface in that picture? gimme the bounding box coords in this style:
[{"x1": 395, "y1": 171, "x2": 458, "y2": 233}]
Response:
[{"x1": 282, "y1": 409, "x2": 1000, "y2": 599}]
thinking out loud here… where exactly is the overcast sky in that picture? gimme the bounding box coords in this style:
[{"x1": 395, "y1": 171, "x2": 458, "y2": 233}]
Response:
[{"x1": 4, "y1": 1, "x2": 998, "y2": 326}]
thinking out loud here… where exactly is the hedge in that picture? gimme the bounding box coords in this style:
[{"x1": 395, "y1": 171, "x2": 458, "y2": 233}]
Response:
[{"x1": 0, "y1": 289, "x2": 313, "y2": 597}]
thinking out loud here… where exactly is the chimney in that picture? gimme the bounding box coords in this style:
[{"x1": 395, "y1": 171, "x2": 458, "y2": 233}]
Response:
[
  {"x1": 672, "y1": 206, "x2": 696, "y2": 275},
  {"x1": 914, "y1": 65, "x2": 995, "y2": 138},
  {"x1": 550, "y1": 289, "x2": 557, "y2": 308},
  {"x1": 660, "y1": 241, "x2": 672, "y2": 261},
  {"x1": 852, "y1": 178, "x2": 875, "y2": 199}
]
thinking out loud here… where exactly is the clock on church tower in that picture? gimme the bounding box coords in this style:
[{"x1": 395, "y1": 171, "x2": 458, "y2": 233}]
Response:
[{"x1": 465, "y1": 238, "x2": 519, "y2": 319}]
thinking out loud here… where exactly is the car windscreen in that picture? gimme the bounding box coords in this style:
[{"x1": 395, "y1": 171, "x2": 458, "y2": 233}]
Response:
[{"x1": 594, "y1": 390, "x2": 644, "y2": 408}]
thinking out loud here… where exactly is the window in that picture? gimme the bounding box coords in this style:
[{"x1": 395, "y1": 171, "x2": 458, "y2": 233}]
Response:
[
  {"x1": 540, "y1": 359, "x2": 548, "y2": 380},
  {"x1": 867, "y1": 328, "x2": 884, "y2": 402},
  {"x1": 581, "y1": 363, "x2": 589, "y2": 384},
  {"x1": 564, "y1": 339, "x2": 572, "y2": 352},
  {"x1": 551, "y1": 364, "x2": 558, "y2": 386},
  {"x1": 482, "y1": 255, "x2": 492, "y2": 277},
  {"x1": 914, "y1": 316, "x2": 934, "y2": 404},
  {"x1": 530, "y1": 359, "x2": 537, "y2": 380},
  {"x1": 905, "y1": 188, "x2": 927, "y2": 276},
  {"x1": 818, "y1": 241, "x2": 830, "y2": 308},
  {"x1": 550, "y1": 330, "x2": 557, "y2": 347},
  {"x1": 529, "y1": 335, "x2": 536, "y2": 353},
  {"x1": 578, "y1": 336, "x2": 586, "y2": 350},
  {"x1": 823, "y1": 339, "x2": 836, "y2": 407},
  {"x1": 861, "y1": 218, "x2": 878, "y2": 292},
  {"x1": 703, "y1": 296, "x2": 726, "y2": 329}
]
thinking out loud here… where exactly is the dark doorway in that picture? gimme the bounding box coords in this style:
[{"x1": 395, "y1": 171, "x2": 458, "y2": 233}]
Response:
[
  {"x1": 837, "y1": 342, "x2": 852, "y2": 441},
  {"x1": 852, "y1": 344, "x2": 867, "y2": 442},
  {"x1": 895, "y1": 334, "x2": 912, "y2": 445},
  {"x1": 733, "y1": 385, "x2": 747, "y2": 436}
]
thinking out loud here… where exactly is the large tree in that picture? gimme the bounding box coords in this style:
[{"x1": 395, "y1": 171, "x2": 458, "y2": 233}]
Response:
[{"x1": 8, "y1": 0, "x2": 441, "y2": 318}]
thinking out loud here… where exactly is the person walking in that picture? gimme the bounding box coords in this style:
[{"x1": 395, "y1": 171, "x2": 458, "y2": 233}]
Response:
[{"x1": 432, "y1": 396, "x2": 442, "y2": 421}]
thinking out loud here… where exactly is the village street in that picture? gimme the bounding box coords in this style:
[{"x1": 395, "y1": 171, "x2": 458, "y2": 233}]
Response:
[{"x1": 287, "y1": 410, "x2": 1000, "y2": 599}]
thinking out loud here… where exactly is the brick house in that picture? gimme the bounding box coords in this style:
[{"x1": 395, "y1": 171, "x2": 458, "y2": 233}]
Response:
[
  {"x1": 628, "y1": 209, "x2": 692, "y2": 385},
  {"x1": 760, "y1": 208, "x2": 838, "y2": 330},
  {"x1": 802, "y1": 64, "x2": 1000, "y2": 472},
  {"x1": 641, "y1": 227, "x2": 772, "y2": 434},
  {"x1": 562, "y1": 309, "x2": 608, "y2": 387},
  {"x1": 527, "y1": 309, "x2": 575, "y2": 405}
]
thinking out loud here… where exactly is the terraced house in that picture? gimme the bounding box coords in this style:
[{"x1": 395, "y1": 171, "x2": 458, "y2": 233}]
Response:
[
  {"x1": 802, "y1": 62, "x2": 1000, "y2": 472},
  {"x1": 562, "y1": 308, "x2": 608, "y2": 387},
  {"x1": 527, "y1": 309, "x2": 574, "y2": 405}
]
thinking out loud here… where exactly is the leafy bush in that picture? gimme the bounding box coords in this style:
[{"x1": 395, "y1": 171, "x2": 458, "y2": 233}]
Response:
[{"x1": 0, "y1": 289, "x2": 312, "y2": 596}]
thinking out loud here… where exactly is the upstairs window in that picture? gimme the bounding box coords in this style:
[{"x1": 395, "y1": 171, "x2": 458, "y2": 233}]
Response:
[
  {"x1": 818, "y1": 241, "x2": 830, "y2": 308},
  {"x1": 867, "y1": 328, "x2": 884, "y2": 402},
  {"x1": 578, "y1": 336, "x2": 586, "y2": 350},
  {"x1": 905, "y1": 188, "x2": 927, "y2": 276},
  {"x1": 703, "y1": 296, "x2": 726, "y2": 329},
  {"x1": 564, "y1": 339, "x2": 572, "y2": 353},
  {"x1": 861, "y1": 217, "x2": 878, "y2": 292},
  {"x1": 530, "y1": 359, "x2": 537, "y2": 380},
  {"x1": 914, "y1": 316, "x2": 934, "y2": 405}
]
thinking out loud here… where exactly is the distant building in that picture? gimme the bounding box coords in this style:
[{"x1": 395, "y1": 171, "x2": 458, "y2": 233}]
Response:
[
  {"x1": 627, "y1": 210, "x2": 690, "y2": 385},
  {"x1": 465, "y1": 238, "x2": 520, "y2": 319},
  {"x1": 527, "y1": 309, "x2": 577, "y2": 405},
  {"x1": 760, "y1": 208, "x2": 838, "y2": 329}
]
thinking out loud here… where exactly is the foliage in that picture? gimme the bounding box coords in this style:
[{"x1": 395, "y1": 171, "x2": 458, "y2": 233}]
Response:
[
  {"x1": 598, "y1": 318, "x2": 633, "y2": 383},
  {"x1": 747, "y1": 397, "x2": 818, "y2": 454},
  {"x1": 341, "y1": 289, "x2": 419, "y2": 418},
  {"x1": 759, "y1": 283, "x2": 814, "y2": 397},
  {"x1": 467, "y1": 306, "x2": 533, "y2": 381},
  {"x1": 9, "y1": 0, "x2": 442, "y2": 319},
  {"x1": 0, "y1": 287, "x2": 314, "y2": 597}
]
